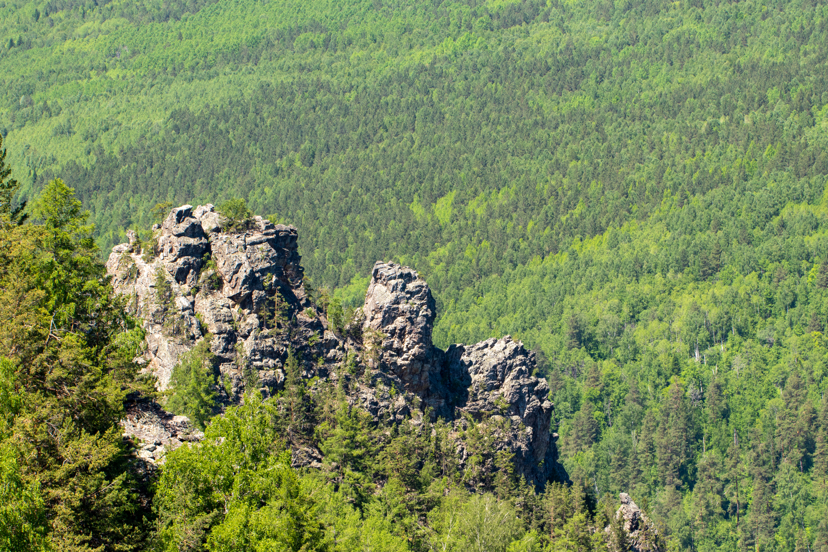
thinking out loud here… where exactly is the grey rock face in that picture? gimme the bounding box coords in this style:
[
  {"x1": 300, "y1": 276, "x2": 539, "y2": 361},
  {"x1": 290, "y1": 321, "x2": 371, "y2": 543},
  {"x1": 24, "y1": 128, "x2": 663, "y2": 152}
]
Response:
[
  {"x1": 106, "y1": 204, "x2": 307, "y2": 394},
  {"x1": 445, "y1": 337, "x2": 560, "y2": 485},
  {"x1": 121, "y1": 395, "x2": 203, "y2": 465},
  {"x1": 107, "y1": 241, "x2": 202, "y2": 388},
  {"x1": 210, "y1": 216, "x2": 302, "y2": 306},
  {"x1": 109, "y1": 205, "x2": 315, "y2": 460},
  {"x1": 158, "y1": 205, "x2": 210, "y2": 286},
  {"x1": 362, "y1": 262, "x2": 441, "y2": 395}
]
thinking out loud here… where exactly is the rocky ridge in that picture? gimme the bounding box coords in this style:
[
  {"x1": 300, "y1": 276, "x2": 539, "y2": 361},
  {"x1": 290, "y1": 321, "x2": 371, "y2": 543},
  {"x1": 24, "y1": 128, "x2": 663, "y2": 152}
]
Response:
[{"x1": 107, "y1": 205, "x2": 564, "y2": 485}]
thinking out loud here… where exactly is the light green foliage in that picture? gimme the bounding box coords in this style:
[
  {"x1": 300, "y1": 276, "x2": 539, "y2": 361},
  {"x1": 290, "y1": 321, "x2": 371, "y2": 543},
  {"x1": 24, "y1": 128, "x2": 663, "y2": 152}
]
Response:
[
  {"x1": 332, "y1": 274, "x2": 371, "y2": 310},
  {"x1": 155, "y1": 392, "x2": 327, "y2": 552},
  {"x1": 153, "y1": 330, "x2": 622, "y2": 552},
  {"x1": 432, "y1": 177, "x2": 828, "y2": 548},
  {"x1": 5, "y1": 0, "x2": 826, "y2": 303},
  {"x1": 30, "y1": 178, "x2": 92, "y2": 240},
  {"x1": 166, "y1": 339, "x2": 217, "y2": 430},
  {"x1": 427, "y1": 491, "x2": 528, "y2": 552},
  {"x1": 218, "y1": 198, "x2": 253, "y2": 233},
  {"x1": 0, "y1": 443, "x2": 49, "y2": 552},
  {"x1": 326, "y1": 297, "x2": 344, "y2": 334},
  {"x1": 0, "y1": 360, "x2": 48, "y2": 552},
  {"x1": 200, "y1": 253, "x2": 222, "y2": 291}
]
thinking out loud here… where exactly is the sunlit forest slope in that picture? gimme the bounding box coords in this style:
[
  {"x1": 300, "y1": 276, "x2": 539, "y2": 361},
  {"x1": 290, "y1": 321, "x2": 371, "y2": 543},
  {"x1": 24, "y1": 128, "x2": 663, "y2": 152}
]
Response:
[{"x1": 3, "y1": 0, "x2": 828, "y2": 549}]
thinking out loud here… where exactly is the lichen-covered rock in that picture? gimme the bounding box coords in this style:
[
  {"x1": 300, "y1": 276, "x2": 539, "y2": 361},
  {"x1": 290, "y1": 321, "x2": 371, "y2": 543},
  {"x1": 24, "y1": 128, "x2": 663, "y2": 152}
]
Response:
[{"x1": 107, "y1": 238, "x2": 202, "y2": 388}]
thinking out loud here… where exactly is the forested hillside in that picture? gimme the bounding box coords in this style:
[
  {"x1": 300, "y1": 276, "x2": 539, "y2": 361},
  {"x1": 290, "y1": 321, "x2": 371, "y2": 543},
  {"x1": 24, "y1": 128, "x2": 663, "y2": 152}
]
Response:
[{"x1": 3, "y1": 0, "x2": 828, "y2": 550}]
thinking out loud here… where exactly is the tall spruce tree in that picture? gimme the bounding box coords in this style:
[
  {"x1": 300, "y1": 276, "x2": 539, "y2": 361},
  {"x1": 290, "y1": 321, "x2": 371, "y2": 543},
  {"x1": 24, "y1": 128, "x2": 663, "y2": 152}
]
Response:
[{"x1": 0, "y1": 134, "x2": 25, "y2": 225}]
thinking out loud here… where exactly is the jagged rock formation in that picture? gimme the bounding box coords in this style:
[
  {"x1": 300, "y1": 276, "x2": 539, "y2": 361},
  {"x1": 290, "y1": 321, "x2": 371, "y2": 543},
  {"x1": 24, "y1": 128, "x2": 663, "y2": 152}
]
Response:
[
  {"x1": 107, "y1": 204, "x2": 309, "y2": 394},
  {"x1": 361, "y1": 261, "x2": 564, "y2": 485},
  {"x1": 362, "y1": 263, "x2": 440, "y2": 396},
  {"x1": 108, "y1": 205, "x2": 564, "y2": 486},
  {"x1": 606, "y1": 493, "x2": 665, "y2": 552},
  {"x1": 446, "y1": 337, "x2": 558, "y2": 484}
]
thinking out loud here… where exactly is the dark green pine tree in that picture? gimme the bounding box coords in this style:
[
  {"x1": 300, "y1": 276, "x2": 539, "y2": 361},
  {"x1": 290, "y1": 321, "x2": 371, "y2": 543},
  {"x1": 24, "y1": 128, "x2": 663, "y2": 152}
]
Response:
[
  {"x1": 1, "y1": 178, "x2": 149, "y2": 549},
  {"x1": 657, "y1": 378, "x2": 695, "y2": 489},
  {"x1": 745, "y1": 434, "x2": 779, "y2": 550},
  {"x1": 0, "y1": 134, "x2": 26, "y2": 224},
  {"x1": 692, "y1": 453, "x2": 724, "y2": 537},
  {"x1": 723, "y1": 432, "x2": 744, "y2": 530},
  {"x1": 815, "y1": 393, "x2": 828, "y2": 487},
  {"x1": 816, "y1": 261, "x2": 828, "y2": 290},
  {"x1": 815, "y1": 518, "x2": 828, "y2": 552},
  {"x1": 569, "y1": 399, "x2": 599, "y2": 454}
]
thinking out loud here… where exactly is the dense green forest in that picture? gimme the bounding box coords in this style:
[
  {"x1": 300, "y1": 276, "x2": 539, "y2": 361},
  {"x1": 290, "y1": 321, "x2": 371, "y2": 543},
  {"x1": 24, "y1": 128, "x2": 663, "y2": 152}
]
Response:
[
  {"x1": 0, "y1": 165, "x2": 643, "y2": 551},
  {"x1": 3, "y1": 0, "x2": 828, "y2": 549}
]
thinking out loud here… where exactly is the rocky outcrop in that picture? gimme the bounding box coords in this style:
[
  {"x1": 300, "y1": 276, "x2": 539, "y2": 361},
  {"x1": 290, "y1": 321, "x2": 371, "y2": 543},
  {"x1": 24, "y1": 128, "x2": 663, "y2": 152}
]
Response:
[
  {"x1": 361, "y1": 261, "x2": 563, "y2": 486},
  {"x1": 606, "y1": 493, "x2": 664, "y2": 552},
  {"x1": 106, "y1": 204, "x2": 309, "y2": 393},
  {"x1": 121, "y1": 394, "x2": 203, "y2": 465},
  {"x1": 108, "y1": 208, "x2": 564, "y2": 487},
  {"x1": 446, "y1": 337, "x2": 561, "y2": 485},
  {"x1": 157, "y1": 205, "x2": 210, "y2": 287}
]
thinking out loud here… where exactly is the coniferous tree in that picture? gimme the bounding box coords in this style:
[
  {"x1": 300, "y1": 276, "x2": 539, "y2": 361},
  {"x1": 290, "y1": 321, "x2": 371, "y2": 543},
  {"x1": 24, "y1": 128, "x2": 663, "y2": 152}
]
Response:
[
  {"x1": 166, "y1": 339, "x2": 217, "y2": 430},
  {"x1": 0, "y1": 178, "x2": 149, "y2": 550},
  {"x1": 816, "y1": 262, "x2": 828, "y2": 290},
  {"x1": 0, "y1": 134, "x2": 25, "y2": 225},
  {"x1": 815, "y1": 393, "x2": 828, "y2": 488},
  {"x1": 692, "y1": 453, "x2": 724, "y2": 537},
  {"x1": 657, "y1": 379, "x2": 695, "y2": 489}
]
